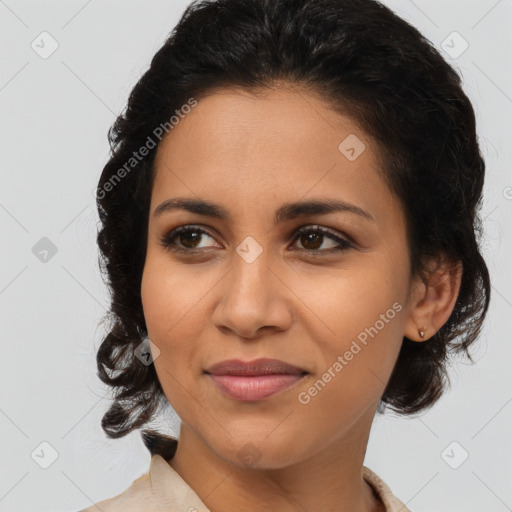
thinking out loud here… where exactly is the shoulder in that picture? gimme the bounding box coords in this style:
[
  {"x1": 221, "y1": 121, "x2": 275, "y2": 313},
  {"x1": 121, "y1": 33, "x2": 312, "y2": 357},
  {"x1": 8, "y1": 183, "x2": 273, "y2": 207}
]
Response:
[
  {"x1": 76, "y1": 451, "x2": 210, "y2": 512},
  {"x1": 363, "y1": 466, "x2": 411, "y2": 512},
  {"x1": 77, "y1": 433, "x2": 183, "y2": 512}
]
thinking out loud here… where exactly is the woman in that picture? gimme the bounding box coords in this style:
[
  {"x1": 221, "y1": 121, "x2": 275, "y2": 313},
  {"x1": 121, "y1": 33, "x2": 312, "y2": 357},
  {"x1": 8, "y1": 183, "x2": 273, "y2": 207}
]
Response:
[{"x1": 80, "y1": 0, "x2": 490, "y2": 510}]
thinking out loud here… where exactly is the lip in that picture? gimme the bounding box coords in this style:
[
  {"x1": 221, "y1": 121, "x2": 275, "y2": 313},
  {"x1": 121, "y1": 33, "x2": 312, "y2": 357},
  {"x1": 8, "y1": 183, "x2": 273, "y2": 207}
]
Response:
[
  {"x1": 204, "y1": 358, "x2": 308, "y2": 401},
  {"x1": 205, "y1": 358, "x2": 306, "y2": 376}
]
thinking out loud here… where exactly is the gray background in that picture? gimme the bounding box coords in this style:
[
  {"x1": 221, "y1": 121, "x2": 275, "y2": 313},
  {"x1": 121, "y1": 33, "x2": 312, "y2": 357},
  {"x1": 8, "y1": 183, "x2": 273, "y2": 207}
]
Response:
[{"x1": 0, "y1": 1, "x2": 511, "y2": 511}]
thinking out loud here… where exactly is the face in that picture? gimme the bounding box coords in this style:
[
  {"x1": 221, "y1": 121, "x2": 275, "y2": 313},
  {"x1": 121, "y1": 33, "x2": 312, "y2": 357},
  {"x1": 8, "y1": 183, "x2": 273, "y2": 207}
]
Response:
[{"x1": 141, "y1": 85, "x2": 416, "y2": 469}]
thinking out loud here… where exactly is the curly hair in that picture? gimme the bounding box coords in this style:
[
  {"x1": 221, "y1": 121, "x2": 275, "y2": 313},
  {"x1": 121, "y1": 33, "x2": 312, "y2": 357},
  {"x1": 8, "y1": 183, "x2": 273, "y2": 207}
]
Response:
[{"x1": 94, "y1": 0, "x2": 491, "y2": 453}]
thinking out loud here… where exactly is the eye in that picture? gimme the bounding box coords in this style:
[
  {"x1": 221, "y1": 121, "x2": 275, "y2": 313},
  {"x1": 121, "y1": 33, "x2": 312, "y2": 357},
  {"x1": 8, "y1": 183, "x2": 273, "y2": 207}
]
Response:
[
  {"x1": 159, "y1": 224, "x2": 354, "y2": 255},
  {"x1": 159, "y1": 225, "x2": 219, "y2": 253},
  {"x1": 291, "y1": 225, "x2": 353, "y2": 254}
]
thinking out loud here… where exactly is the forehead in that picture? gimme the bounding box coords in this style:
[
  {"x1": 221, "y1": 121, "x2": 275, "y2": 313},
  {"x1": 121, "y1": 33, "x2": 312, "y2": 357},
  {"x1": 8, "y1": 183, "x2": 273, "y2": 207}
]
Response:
[
  {"x1": 151, "y1": 86, "x2": 399, "y2": 226},
  {"x1": 155, "y1": 85, "x2": 372, "y2": 170}
]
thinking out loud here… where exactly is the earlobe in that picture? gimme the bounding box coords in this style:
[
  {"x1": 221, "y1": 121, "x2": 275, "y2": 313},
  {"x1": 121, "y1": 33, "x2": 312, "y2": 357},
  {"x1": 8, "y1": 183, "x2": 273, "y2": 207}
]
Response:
[{"x1": 404, "y1": 259, "x2": 463, "y2": 342}]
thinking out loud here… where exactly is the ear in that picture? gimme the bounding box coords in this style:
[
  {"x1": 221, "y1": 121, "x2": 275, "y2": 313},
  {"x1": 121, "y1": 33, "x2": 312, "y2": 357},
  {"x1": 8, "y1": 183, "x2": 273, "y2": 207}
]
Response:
[{"x1": 404, "y1": 258, "x2": 463, "y2": 342}]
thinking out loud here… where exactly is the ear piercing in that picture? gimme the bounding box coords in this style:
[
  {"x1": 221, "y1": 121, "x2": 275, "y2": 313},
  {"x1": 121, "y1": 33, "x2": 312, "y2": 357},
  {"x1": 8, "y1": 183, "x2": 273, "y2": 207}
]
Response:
[{"x1": 418, "y1": 326, "x2": 427, "y2": 339}]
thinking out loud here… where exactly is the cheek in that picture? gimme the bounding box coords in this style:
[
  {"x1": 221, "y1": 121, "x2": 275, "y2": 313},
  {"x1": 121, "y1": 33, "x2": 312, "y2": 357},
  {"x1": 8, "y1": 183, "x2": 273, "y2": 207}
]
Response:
[
  {"x1": 141, "y1": 254, "x2": 214, "y2": 339},
  {"x1": 293, "y1": 273, "x2": 406, "y2": 430},
  {"x1": 301, "y1": 260, "x2": 406, "y2": 332},
  {"x1": 140, "y1": 256, "x2": 212, "y2": 394},
  {"x1": 295, "y1": 254, "x2": 409, "y2": 381}
]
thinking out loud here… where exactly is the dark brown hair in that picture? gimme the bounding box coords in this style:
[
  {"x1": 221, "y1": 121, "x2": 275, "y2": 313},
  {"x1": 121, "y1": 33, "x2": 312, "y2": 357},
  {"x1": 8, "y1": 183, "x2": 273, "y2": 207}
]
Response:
[{"x1": 95, "y1": 0, "x2": 490, "y2": 453}]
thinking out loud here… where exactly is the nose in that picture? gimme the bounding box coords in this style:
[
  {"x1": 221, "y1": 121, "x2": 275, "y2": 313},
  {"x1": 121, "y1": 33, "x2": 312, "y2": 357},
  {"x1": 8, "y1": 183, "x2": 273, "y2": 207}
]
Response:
[{"x1": 211, "y1": 246, "x2": 293, "y2": 340}]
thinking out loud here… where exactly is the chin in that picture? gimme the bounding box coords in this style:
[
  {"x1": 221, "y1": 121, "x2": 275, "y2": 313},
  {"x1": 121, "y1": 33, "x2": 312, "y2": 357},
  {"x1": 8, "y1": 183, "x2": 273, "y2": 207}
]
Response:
[{"x1": 208, "y1": 431, "x2": 306, "y2": 471}]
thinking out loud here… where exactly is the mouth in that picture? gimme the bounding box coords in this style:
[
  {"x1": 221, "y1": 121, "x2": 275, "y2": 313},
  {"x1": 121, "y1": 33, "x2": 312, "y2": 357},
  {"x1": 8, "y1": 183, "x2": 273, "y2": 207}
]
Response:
[{"x1": 204, "y1": 358, "x2": 308, "y2": 401}]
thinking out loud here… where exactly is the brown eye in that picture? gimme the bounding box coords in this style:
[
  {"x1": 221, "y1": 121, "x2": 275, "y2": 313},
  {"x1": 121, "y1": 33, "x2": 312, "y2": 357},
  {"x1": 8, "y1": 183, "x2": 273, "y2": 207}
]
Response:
[
  {"x1": 292, "y1": 225, "x2": 353, "y2": 253},
  {"x1": 177, "y1": 230, "x2": 203, "y2": 249},
  {"x1": 298, "y1": 231, "x2": 324, "y2": 250},
  {"x1": 159, "y1": 224, "x2": 353, "y2": 256},
  {"x1": 160, "y1": 226, "x2": 218, "y2": 252}
]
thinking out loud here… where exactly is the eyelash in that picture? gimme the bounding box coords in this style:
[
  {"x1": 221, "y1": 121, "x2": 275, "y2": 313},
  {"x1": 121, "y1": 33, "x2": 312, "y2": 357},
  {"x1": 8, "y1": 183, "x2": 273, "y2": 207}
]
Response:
[{"x1": 159, "y1": 224, "x2": 354, "y2": 256}]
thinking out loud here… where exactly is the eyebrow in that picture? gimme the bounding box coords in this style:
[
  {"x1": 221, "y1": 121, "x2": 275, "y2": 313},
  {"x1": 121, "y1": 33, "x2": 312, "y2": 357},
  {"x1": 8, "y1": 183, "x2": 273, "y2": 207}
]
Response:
[{"x1": 153, "y1": 197, "x2": 375, "y2": 223}]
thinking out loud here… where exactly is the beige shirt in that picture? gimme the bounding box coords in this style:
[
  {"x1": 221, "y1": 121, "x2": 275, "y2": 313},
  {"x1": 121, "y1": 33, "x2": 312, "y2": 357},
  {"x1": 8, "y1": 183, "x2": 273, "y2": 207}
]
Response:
[{"x1": 79, "y1": 452, "x2": 411, "y2": 512}]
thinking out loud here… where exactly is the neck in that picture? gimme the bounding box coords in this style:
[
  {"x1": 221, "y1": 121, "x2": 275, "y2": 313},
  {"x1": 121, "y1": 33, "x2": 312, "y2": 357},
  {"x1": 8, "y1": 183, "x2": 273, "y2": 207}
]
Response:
[{"x1": 168, "y1": 410, "x2": 384, "y2": 512}]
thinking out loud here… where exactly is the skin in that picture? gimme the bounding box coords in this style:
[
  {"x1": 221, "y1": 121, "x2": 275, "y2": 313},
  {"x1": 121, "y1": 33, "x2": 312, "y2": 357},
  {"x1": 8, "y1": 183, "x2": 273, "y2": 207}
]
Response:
[{"x1": 140, "y1": 83, "x2": 462, "y2": 512}]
